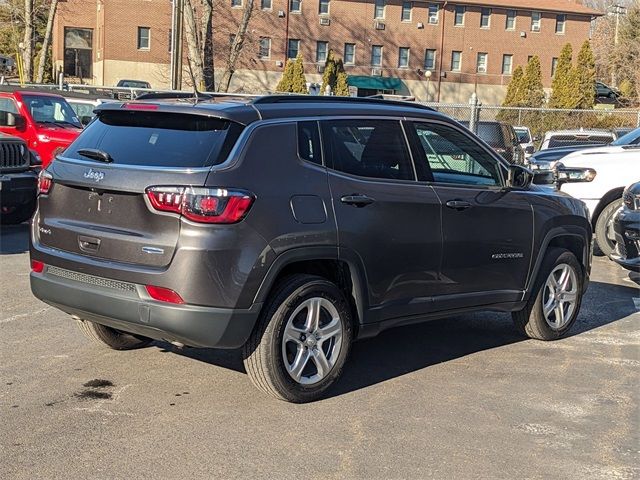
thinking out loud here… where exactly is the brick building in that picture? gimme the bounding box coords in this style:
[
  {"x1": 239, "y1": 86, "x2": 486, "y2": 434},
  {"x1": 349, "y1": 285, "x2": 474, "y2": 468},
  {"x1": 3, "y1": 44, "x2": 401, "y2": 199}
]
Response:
[{"x1": 52, "y1": 0, "x2": 601, "y2": 103}]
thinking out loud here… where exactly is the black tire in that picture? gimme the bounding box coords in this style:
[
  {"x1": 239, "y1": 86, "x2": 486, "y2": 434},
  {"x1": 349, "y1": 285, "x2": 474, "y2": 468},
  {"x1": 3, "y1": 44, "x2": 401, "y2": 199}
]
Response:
[
  {"x1": 512, "y1": 248, "x2": 584, "y2": 341},
  {"x1": 595, "y1": 199, "x2": 622, "y2": 258},
  {"x1": 242, "y1": 274, "x2": 353, "y2": 403},
  {"x1": 0, "y1": 200, "x2": 36, "y2": 225},
  {"x1": 76, "y1": 318, "x2": 152, "y2": 350}
]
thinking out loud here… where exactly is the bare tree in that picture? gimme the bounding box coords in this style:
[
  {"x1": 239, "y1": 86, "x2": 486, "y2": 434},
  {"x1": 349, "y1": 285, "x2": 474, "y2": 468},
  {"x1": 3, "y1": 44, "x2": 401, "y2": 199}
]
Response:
[
  {"x1": 217, "y1": 0, "x2": 254, "y2": 93},
  {"x1": 21, "y1": 0, "x2": 33, "y2": 81},
  {"x1": 183, "y1": 0, "x2": 214, "y2": 90},
  {"x1": 35, "y1": 0, "x2": 57, "y2": 83}
]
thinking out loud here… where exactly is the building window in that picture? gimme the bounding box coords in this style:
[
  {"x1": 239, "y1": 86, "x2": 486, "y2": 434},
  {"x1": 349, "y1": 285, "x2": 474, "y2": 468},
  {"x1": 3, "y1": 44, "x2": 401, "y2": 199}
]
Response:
[
  {"x1": 137, "y1": 27, "x2": 150, "y2": 50},
  {"x1": 502, "y1": 54, "x2": 513, "y2": 75},
  {"x1": 451, "y1": 51, "x2": 462, "y2": 71},
  {"x1": 531, "y1": 11, "x2": 541, "y2": 31},
  {"x1": 454, "y1": 5, "x2": 465, "y2": 26},
  {"x1": 288, "y1": 39, "x2": 300, "y2": 58},
  {"x1": 480, "y1": 8, "x2": 491, "y2": 28},
  {"x1": 344, "y1": 43, "x2": 355, "y2": 64},
  {"x1": 261, "y1": 0, "x2": 272, "y2": 9},
  {"x1": 371, "y1": 45, "x2": 383, "y2": 66},
  {"x1": 374, "y1": 0, "x2": 385, "y2": 19},
  {"x1": 401, "y1": 1, "x2": 412, "y2": 22},
  {"x1": 428, "y1": 4, "x2": 439, "y2": 24},
  {"x1": 399, "y1": 47, "x2": 410, "y2": 68},
  {"x1": 506, "y1": 9, "x2": 516, "y2": 30},
  {"x1": 290, "y1": 0, "x2": 301, "y2": 13},
  {"x1": 259, "y1": 37, "x2": 271, "y2": 59},
  {"x1": 231, "y1": 0, "x2": 242, "y2": 6},
  {"x1": 63, "y1": 27, "x2": 93, "y2": 79},
  {"x1": 316, "y1": 41, "x2": 328, "y2": 63},
  {"x1": 476, "y1": 52, "x2": 488, "y2": 73},
  {"x1": 319, "y1": 0, "x2": 329, "y2": 15},
  {"x1": 555, "y1": 14, "x2": 566, "y2": 34},
  {"x1": 551, "y1": 57, "x2": 559, "y2": 77},
  {"x1": 424, "y1": 49, "x2": 436, "y2": 70}
]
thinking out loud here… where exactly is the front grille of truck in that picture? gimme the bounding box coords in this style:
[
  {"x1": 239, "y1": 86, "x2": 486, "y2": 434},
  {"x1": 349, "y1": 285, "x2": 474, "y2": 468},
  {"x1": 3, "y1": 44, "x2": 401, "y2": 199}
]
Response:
[
  {"x1": 47, "y1": 266, "x2": 137, "y2": 293},
  {"x1": 0, "y1": 142, "x2": 29, "y2": 171}
]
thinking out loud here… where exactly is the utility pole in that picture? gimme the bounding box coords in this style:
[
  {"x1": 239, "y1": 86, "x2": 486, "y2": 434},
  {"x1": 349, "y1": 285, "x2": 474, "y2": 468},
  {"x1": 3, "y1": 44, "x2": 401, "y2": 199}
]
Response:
[
  {"x1": 609, "y1": 3, "x2": 627, "y2": 88},
  {"x1": 170, "y1": 0, "x2": 184, "y2": 90}
]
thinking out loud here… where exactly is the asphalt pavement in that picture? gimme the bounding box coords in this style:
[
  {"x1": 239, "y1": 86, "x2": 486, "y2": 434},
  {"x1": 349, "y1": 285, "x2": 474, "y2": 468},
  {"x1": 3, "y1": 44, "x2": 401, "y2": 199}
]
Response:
[{"x1": 1, "y1": 223, "x2": 638, "y2": 479}]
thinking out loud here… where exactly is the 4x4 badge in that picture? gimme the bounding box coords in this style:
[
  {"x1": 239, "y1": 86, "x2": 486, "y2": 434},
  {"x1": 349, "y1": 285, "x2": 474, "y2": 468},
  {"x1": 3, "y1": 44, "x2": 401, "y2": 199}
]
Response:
[{"x1": 83, "y1": 168, "x2": 105, "y2": 182}]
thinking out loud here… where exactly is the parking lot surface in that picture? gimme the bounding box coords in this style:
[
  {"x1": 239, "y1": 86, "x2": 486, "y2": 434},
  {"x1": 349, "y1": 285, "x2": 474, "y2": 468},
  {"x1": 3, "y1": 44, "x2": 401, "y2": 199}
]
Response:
[{"x1": 1, "y1": 223, "x2": 638, "y2": 479}]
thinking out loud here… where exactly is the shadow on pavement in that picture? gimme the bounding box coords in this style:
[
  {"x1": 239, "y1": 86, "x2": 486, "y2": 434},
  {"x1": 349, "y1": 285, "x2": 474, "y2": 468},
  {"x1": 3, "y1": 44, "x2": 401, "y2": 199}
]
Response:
[
  {"x1": 162, "y1": 278, "x2": 637, "y2": 398},
  {"x1": 0, "y1": 223, "x2": 30, "y2": 255}
]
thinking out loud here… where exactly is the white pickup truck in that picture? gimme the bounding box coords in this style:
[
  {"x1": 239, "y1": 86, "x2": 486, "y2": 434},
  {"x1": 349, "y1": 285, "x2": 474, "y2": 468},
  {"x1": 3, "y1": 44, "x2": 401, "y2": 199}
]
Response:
[{"x1": 559, "y1": 128, "x2": 640, "y2": 256}]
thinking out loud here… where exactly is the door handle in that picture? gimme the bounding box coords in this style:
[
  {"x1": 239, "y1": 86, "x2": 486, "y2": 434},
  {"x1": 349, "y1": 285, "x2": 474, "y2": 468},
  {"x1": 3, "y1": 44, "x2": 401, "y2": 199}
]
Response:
[
  {"x1": 445, "y1": 200, "x2": 472, "y2": 211},
  {"x1": 78, "y1": 235, "x2": 101, "y2": 252},
  {"x1": 340, "y1": 194, "x2": 375, "y2": 207}
]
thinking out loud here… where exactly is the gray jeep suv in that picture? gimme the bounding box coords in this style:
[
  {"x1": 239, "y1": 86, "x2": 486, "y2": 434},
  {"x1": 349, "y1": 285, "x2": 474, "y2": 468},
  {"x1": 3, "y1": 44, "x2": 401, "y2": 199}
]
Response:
[{"x1": 30, "y1": 96, "x2": 592, "y2": 402}]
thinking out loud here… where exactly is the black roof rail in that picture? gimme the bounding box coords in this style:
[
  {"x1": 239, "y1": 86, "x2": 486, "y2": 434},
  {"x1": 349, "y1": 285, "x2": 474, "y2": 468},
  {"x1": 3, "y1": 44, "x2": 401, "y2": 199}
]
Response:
[{"x1": 251, "y1": 94, "x2": 436, "y2": 111}]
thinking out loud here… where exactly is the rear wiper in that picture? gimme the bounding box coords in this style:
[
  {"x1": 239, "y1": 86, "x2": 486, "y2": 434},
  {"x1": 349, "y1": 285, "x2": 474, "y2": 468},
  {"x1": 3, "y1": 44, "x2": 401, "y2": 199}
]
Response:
[{"x1": 77, "y1": 148, "x2": 114, "y2": 163}]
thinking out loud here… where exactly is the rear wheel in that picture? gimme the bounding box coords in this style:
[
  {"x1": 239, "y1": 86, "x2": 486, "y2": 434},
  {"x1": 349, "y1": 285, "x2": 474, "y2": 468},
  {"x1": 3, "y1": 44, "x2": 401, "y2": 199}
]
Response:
[
  {"x1": 595, "y1": 199, "x2": 622, "y2": 258},
  {"x1": 0, "y1": 200, "x2": 36, "y2": 225},
  {"x1": 242, "y1": 274, "x2": 353, "y2": 403},
  {"x1": 513, "y1": 248, "x2": 583, "y2": 340},
  {"x1": 76, "y1": 318, "x2": 152, "y2": 350}
]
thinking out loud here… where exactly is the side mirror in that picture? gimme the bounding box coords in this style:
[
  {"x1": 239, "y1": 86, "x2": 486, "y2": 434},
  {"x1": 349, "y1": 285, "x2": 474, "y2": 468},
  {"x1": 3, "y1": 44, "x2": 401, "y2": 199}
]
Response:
[
  {"x1": 80, "y1": 115, "x2": 93, "y2": 126},
  {"x1": 556, "y1": 166, "x2": 597, "y2": 184},
  {"x1": 14, "y1": 114, "x2": 27, "y2": 130},
  {"x1": 506, "y1": 164, "x2": 534, "y2": 190}
]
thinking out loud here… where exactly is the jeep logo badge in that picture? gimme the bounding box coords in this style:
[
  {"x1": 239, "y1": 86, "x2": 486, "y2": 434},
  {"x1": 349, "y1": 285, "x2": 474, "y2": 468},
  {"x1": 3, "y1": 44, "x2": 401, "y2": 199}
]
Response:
[{"x1": 83, "y1": 168, "x2": 105, "y2": 182}]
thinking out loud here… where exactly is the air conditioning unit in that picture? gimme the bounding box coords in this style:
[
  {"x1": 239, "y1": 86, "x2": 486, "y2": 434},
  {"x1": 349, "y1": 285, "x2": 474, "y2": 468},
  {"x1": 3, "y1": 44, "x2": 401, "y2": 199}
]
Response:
[
  {"x1": 319, "y1": 16, "x2": 330, "y2": 26},
  {"x1": 477, "y1": 65, "x2": 487, "y2": 73},
  {"x1": 520, "y1": 31, "x2": 527, "y2": 38},
  {"x1": 275, "y1": 60, "x2": 284, "y2": 67},
  {"x1": 374, "y1": 21, "x2": 386, "y2": 30},
  {"x1": 417, "y1": 22, "x2": 424, "y2": 29},
  {"x1": 371, "y1": 67, "x2": 382, "y2": 76},
  {"x1": 278, "y1": 10, "x2": 285, "y2": 17},
  {"x1": 317, "y1": 65, "x2": 325, "y2": 73},
  {"x1": 531, "y1": 24, "x2": 540, "y2": 32}
]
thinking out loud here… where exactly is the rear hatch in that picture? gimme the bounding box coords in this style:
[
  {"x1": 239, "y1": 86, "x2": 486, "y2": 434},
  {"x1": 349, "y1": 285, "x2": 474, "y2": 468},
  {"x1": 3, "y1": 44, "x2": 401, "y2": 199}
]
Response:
[{"x1": 37, "y1": 107, "x2": 243, "y2": 268}]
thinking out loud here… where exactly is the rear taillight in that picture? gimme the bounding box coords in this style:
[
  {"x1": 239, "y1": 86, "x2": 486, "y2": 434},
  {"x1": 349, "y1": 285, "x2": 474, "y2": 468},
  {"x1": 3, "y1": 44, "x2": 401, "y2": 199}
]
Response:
[
  {"x1": 31, "y1": 260, "x2": 45, "y2": 273},
  {"x1": 146, "y1": 187, "x2": 255, "y2": 224},
  {"x1": 145, "y1": 285, "x2": 184, "y2": 304},
  {"x1": 38, "y1": 170, "x2": 53, "y2": 195}
]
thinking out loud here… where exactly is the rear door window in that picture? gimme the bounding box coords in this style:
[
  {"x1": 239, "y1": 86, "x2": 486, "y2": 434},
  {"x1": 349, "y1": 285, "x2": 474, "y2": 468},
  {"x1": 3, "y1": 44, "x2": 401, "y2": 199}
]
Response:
[
  {"x1": 320, "y1": 119, "x2": 415, "y2": 181},
  {"x1": 298, "y1": 121, "x2": 322, "y2": 165},
  {"x1": 64, "y1": 110, "x2": 243, "y2": 167}
]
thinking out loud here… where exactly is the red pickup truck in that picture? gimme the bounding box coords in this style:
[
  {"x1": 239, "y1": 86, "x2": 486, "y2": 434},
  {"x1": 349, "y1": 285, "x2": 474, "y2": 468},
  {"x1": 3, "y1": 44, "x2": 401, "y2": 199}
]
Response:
[{"x1": 0, "y1": 90, "x2": 82, "y2": 167}]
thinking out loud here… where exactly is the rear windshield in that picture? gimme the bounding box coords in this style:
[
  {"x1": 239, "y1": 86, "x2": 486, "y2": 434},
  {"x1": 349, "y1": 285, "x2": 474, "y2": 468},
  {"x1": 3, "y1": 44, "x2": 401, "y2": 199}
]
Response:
[
  {"x1": 63, "y1": 111, "x2": 243, "y2": 167},
  {"x1": 461, "y1": 122, "x2": 502, "y2": 146},
  {"x1": 547, "y1": 136, "x2": 612, "y2": 149},
  {"x1": 514, "y1": 129, "x2": 531, "y2": 143}
]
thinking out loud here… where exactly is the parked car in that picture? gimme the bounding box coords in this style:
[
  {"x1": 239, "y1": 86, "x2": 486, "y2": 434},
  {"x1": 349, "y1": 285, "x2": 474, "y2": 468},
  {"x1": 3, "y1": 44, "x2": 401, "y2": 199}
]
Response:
[
  {"x1": 460, "y1": 120, "x2": 525, "y2": 164},
  {"x1": 611, "y1": 182, "x2": 640, "y2": 272},
  {"x1": 116, "y1": 79, "x2": 152, "y2": 89},
  {"x1": 514, "y1": 126, "x2": 536, "y2": 159},
  {"x1": 558, "y1": 127, "x2": 640, "y2": 256},
  {"x1": 64, "y1": 96, "x2": 111, "y2": 126},
  {"x1": 31, "y1": 95, "x2": 592, "y2": 403},
  {"x1": 0, "y1": 133, "x2": 39, "y2": 224},
  {"x1": 0, "y1": 89, "x2": 82, "y2": 166},
  {"x1": 595, "y1": 81, "x2": 620, "y2": 99},
  {"x1": 528, "y1": 144, "x2": 605, "y2": 171},
  {"x1": 612, "y1": 127, "x2": 634, "y2": 139},
  {"x1": 539, "y1": 129, "x2": 615, "y2": 150}
]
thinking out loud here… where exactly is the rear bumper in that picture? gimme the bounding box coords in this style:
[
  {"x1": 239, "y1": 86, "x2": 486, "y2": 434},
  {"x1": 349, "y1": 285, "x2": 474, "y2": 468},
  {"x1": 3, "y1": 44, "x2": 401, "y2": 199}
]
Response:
[
  {"x1": 30, "y1": 268, "x2": 262, "y2": 348},
  {"x1": 0, "y1": 170, "x2": 37, "y2": 207}
]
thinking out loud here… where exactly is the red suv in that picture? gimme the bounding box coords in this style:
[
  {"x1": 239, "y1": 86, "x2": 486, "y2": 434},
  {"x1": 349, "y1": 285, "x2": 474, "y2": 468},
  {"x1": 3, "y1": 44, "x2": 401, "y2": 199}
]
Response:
[{"x1": 0, "y1": 90, "x2": 82, "y2": 166}]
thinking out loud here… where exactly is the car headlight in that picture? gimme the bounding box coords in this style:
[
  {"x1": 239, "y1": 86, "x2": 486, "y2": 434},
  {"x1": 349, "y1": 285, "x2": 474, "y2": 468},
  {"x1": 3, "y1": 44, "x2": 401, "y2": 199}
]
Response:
[{"x1": 623, "y1": 189, "x2": 640, "y2": 210}]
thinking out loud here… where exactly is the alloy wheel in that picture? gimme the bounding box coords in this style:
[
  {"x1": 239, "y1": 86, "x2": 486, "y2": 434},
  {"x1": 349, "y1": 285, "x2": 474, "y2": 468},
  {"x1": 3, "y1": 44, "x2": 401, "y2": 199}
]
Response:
[{"x1": 542, "y1": 263, "x2": 579, "y2": 330}]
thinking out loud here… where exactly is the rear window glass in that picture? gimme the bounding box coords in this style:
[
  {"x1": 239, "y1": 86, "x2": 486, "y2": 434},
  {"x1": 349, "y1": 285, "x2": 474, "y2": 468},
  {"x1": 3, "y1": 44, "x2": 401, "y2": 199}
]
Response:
[
  {"x1": 515, "y1": 129, "x2": 531, "y2": 143},
  {"x1": 63, "y1": 111, "x2": 243, "y2": 167},
  {"x1": 547, "y1": 136, "x2": 612, "y2": 149}
]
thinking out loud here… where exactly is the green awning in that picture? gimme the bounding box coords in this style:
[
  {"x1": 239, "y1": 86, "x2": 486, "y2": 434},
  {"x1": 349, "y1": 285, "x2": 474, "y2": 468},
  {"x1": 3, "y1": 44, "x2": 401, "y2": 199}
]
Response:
[{"x1": 347, "y1": 75, "x2": 406, "y2": 92}]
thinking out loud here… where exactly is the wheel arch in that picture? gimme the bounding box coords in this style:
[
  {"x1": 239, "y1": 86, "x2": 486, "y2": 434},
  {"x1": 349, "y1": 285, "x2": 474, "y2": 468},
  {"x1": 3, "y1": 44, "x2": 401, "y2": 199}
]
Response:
[{"x1": 591, "y1": 187, "x2": 625, "y2": 228}]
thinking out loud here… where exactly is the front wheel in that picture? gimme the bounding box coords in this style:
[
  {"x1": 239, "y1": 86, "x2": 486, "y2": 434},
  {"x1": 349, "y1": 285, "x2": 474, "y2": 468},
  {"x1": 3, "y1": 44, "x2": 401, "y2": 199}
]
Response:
[
  {"x1": 513, "y1": 248, "x2": 584, "y2": 340},
  {"x1": 242, "y1": 275, "x2": 353, "y2": 403},
  {"x1": 595, "y1": 199, "x2": 622, "y2": 258}
]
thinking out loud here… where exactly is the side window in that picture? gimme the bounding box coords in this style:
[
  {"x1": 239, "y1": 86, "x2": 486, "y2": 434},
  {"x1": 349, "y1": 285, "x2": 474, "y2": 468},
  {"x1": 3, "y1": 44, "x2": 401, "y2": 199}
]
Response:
[
  {"x1": 321, "y1": 119, "x2": 414, "y2": 181},
  {"x1": 411, "y1": 122, "x2": 502, "y2": 187},
  {"x1": 297, "y1": 121, "x2": 322, "y2": 165}
]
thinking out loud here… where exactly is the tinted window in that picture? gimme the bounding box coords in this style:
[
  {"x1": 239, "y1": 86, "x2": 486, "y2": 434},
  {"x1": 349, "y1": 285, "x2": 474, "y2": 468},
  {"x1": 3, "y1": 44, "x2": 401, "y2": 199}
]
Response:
[
  {"x1": 411, "y1": 122, "x2": 502, "y2": 186},
  {"x1": 298, "y1": 121, "x2": 322, "y2": 165},
  {"x1": 321, "y1": 119, "x2": 414, "y2": 181},
  {"x1": 64, "y1": 111, "x2": 243, "y2": 167},
  {"x1": 515, "y1": 129, "x2": 531, "y2": 143},
  {"x1": 22, "y1": 94, "x2": 81, "y2": 128}
]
